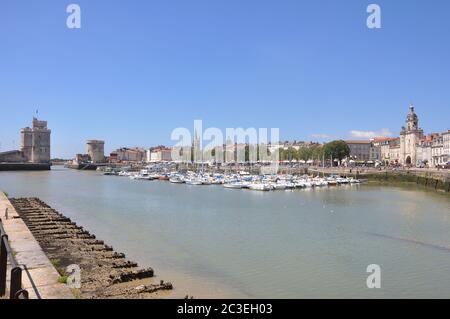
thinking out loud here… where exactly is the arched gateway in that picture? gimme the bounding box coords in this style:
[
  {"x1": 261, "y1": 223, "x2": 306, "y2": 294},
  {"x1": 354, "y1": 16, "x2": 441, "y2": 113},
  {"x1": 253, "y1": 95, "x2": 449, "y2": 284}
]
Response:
[{"x1": 406, "y1": 156, "x2": 412, "y2": 165}]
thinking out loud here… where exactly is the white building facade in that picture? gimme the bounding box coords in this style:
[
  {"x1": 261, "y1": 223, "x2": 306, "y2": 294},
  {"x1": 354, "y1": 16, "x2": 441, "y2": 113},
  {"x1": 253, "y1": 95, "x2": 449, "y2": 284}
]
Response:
[
  {"x1": 147, "y1": 148, "x2": 172, "y2": 163},
  {"x1": 431, "y1": 135, "x2": 445, "y2": 167},
  {"x1": 443, "y1": 131, "x2": 450, "y2": 165},
  {"x1": 388, "y1": 106, "x2": 449, "y2": 168}
]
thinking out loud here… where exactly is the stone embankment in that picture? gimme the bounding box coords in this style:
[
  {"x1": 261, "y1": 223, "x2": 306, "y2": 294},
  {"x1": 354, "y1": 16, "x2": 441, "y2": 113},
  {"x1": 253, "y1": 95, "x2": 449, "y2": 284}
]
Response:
[
  {"x1": 1, "y1": 193, "x2": 73, "y2": 299},
  {"x1": 0, "y1": 163, "x2": 51, "y2": 171},
  {"x1": 308, "y1": 167, "x2": 450, "y2": 192},
  {"x1": 10, "y1": 197, "x2": 173, "y2": 299}
]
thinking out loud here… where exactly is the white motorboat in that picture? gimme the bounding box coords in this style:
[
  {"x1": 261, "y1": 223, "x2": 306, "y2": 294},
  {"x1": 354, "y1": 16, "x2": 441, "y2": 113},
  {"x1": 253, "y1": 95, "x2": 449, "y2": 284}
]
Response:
[
  {"x1": 169, "y1": 176, "x2": 184, "y2": 184},
  {"x1": 337, "y1": 177, "x2": 350, "y2": 184},
  {"x1": 185, "y1": 178, "x2": 203, "y2": 185},
  {"x1": 118, "y1": 170, "x2": 131, "y2": 177},
  {"x1": 302, "y1": 181, "x2": 313, "y2": 188},
  {"x1": 273, "y1": 183, "x2": 287, "y2": 190},
  {"x1": 285, "y1": 182, "x2": 296, "y2": 189},
  {"x1": 223, "y1": 182, "x2": 243, "y2": 189},
  {"x1": 134, "y1": 169, "x2": 153, "y2": 180},
  {"x1": 249, "y1": 183, "x2": 271, "y2": 191},
  {"x1": 200, "y1": 177, "x2": 212, "y2": 185},
  {"x1": 327, "y1": 180, "x2": 338, "y2": 186},
  {"x1": 313, "y1": 180, "x2": 328, "y2": 187},
  {"x1": 212, "y1": 179, "x2": 224, "y2": 185}
]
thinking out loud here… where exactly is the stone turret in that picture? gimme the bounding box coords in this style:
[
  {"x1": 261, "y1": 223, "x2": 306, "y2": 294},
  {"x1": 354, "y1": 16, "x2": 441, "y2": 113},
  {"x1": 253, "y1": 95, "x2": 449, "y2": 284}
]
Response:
[
  {"x1": 20, "y1": 117, "x2": 51, "y2": 164},
  {"x1": 20, "y1": 127, "x2": 33, "y2": 162},
  {"x1": 87, "y1": 140, "x2": 105, "y2": 163}
]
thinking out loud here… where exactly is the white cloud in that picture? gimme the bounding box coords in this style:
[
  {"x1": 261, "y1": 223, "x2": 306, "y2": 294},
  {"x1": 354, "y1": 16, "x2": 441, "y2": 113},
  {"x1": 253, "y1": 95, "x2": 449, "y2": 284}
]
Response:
[
  {"x1": 349, "y1": 128, "x2": 393, "y2": 139},
  {"x1": 311, "y1": 134, "x2": 330, "y2": 139}
]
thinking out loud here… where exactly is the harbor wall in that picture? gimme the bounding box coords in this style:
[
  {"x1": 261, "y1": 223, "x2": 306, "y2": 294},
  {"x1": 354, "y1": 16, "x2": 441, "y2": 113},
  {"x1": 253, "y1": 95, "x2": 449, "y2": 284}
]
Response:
[
  {"x1": 306, "y1": 167, "x2": 450, "y2": 192},
  {"x1": 362, "y1": 172, "x2": 450, "y2": 192},
  {"x1": 8, "y1": 197, "x2": 171, "y2": 299},
  {"x1": 66, "y1": 163, "x2": 98, "y2": 170},
  {"x1": 0, "y1": 163, "x2": 51, "y2": 171},
  {"x1": 0, "y1": 151, "x2": 25, "y2": 162},
  {"x1": 0, "y1": 193, "x2": 73, "y2": 299}
]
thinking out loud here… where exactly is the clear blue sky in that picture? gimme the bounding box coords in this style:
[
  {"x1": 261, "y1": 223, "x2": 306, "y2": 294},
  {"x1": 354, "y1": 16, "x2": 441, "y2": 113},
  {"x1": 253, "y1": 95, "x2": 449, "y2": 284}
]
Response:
[{"x1": 1, "y1": 0, "x2": 449, "y2": 158}]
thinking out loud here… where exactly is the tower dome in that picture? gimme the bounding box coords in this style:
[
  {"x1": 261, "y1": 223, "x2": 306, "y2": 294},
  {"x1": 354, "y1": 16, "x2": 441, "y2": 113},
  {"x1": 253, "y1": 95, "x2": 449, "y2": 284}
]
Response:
[{"x1": 406, "y1": 105, "x2": 419, "y2": 131}]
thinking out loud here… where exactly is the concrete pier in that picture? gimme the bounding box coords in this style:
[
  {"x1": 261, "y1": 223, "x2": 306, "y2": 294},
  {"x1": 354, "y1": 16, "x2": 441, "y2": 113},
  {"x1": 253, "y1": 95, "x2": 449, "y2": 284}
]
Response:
[{"x1": 0, "y1": 193, "x2": 73, "y2": 299}]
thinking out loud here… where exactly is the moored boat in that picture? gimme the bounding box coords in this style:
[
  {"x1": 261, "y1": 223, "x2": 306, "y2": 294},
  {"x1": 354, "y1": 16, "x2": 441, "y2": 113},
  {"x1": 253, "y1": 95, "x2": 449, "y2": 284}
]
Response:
[
  {"x1": 223, "y1": 182, "x2": 244, "y2": 189},
  {"x1": 169, "y1": 176, "x2": 184, "y2": 184},
  {"x1": 185, "y1": 178, "x2": 203, "y2": 185},
  {"x1": 133, "y1": 169, "x2": 153, "y2": 180},
  {"x1": 249, "y1": 183, "x2": 271, "y2": 191}
]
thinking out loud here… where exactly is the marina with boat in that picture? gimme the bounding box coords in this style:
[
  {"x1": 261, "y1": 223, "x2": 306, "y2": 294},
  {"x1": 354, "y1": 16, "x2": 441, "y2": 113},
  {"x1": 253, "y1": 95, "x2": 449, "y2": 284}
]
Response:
[{"x1": 100, "y1": 166, "x2": 362, "y2": 191}]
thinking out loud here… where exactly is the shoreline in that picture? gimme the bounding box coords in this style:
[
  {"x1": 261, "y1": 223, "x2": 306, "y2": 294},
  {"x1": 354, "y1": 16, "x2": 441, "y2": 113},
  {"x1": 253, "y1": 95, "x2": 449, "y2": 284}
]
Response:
[{"x1": 9, "y1": 197, "x2": 174, "y2": 299}]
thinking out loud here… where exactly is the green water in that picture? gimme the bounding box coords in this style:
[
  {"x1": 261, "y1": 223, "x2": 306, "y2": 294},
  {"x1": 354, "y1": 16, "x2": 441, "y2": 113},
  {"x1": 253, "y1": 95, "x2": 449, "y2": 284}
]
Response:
[{"x1": 1, "y1": 167, "x2": 449, "y2": 298}]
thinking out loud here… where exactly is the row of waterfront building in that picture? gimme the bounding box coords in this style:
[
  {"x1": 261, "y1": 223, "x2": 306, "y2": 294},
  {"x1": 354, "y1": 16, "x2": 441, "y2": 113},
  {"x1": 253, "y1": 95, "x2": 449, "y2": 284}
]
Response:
[
  {"x1": 102, "y1": 106, "x2": 450, "y2": 168},
  {"x1": 68, "y1": 106, "x2": 449, "y2": 168},
  {"x1": 345, "y1": 106, "x2": 449, "y2": 167},
  {"x1": 1, "y1": 106, "x2": 448, "y2": 169},
  {"x1": 73, "y1": 145, "x2": 173, "y2": 165}
]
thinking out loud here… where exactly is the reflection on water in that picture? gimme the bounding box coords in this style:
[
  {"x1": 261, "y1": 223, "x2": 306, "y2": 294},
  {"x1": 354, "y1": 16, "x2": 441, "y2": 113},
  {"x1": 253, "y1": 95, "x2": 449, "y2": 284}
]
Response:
[{"x1": 1, "y1": 167, "x2": 450, "y2": 298}]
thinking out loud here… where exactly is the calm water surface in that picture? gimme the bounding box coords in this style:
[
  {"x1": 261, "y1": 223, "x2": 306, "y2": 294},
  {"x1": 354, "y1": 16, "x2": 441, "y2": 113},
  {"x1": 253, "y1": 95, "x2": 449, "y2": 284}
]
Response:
[{"x1": 1, "y1": 167, "x2": 449, "y2": 298}]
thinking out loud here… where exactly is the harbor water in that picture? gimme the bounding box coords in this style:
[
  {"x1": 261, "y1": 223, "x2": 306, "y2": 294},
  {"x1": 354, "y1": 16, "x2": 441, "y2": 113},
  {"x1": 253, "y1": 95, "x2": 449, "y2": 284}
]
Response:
[{"x1": 1, "y1": 167, "x2": 449, "y2": 298}]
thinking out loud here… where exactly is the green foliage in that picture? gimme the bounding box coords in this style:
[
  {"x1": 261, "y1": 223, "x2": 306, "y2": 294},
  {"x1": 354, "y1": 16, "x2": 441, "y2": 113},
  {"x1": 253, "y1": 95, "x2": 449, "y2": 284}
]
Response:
[
  {"x1": 323, "y1": 140, "x2": 350, "y2": 161},
  {"x1": 283, "y1": 147, "x2": 294, "y2": 161},
  {"x1": 51, "y1": 258, "x2": 67, "y2": 280},
  {"x1": 279, "y1": 144, "x2": 324, "y2": 162},
  {"x1": 51, "y1": 258, "x2": 61, "y2": 267},
  {"x1": 58, "y1": 275, "x2": 68, "y2": 284},
  {"x1": 310, "y1": 145, "x2": 324, "y2": 160},
  {"x1": 2, "y1": 191, "x2": 8, "y2": 197},
  {"x1": 297, "y1": 147, "x2": 312, "y2": 160}
]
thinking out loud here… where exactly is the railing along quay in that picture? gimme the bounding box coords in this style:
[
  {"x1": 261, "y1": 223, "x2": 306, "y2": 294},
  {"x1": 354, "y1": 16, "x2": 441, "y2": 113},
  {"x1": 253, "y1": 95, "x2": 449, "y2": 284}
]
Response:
[{"x1": 0, "y1": 217, "x2": 29, "y2": 299}]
